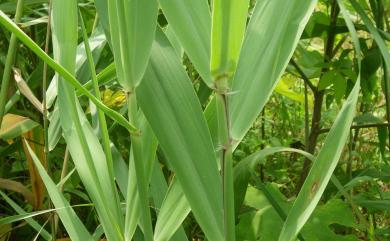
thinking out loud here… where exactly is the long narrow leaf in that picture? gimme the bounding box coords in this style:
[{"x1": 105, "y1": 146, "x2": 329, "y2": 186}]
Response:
[
  {"x1": 278, "y1": 1, "x2": 361, "y2": 240},
  {"x1": 24, "y1": 141, "x2": 93, "y2": 241},
  {"x1": 0, "y1": 191, "x2": 51, "y2": 241},
  {"x1": 210, "y1": 0, "x2": 248, "y2": 77},
  {"x1": 0, "y1": 10, "x2": 137, "y2": 133},
  {"x1": 105, "y1": 0, "x2": 158, "y2": 90},
  {"x1": 229, "y1": 0, "x2": 317, "y2": 145},
  {"x1": 153, "y1": 177, "x2": 190, "y2": 241},
  {"x1": 124, "y1": 113, "x2": 158, "y2": 240},
  {"x1": 137, "y1": 28, "x2": 223, "y2": 241},
  {"x1": 51, "y1": 1, "x2": 124, "y2": 240},
  {"x1": 159, "y1": 0, "x2": 213, "y2": 86}
]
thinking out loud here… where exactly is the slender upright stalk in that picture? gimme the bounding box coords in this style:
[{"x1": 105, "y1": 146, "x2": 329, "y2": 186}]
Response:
[
  {"x1": 42, "y1": 0, "x2": 52, "y2": 168},
  {"x1": 0, "y1": 0, "x2": 24, "y2": 127},
  {"x1": 126, "y1": 92, "x2": 153, "y2": 241},
  {"x1": 215, "y1": 77, "x2": 235, "y2": 241},
  {"x1": 304, "y1": 80, "x2": 309, "y2": 149},
  {"x1": 40, "y1": 3, "x2": 55, "y2": 238},
  {"x1": 79, "y1": 10, "x2": 117, "y2": 196}
]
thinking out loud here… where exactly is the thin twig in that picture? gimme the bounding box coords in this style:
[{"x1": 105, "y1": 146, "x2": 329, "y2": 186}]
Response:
[{"x1": 290, "y1": 59, "x2": 316, "y2": 92}]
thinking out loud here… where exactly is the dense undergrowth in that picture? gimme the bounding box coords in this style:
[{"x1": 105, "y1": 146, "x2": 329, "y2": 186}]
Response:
[{"x1": 0, "y1": 0, "x2": 389, "y2": 240}]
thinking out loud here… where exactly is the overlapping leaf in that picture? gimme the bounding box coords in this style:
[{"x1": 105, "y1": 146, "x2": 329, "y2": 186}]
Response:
[
  {"x1": 278, "y1": 1, "x2": 361, "y2": 240},
  {"x1": 137, "y1": 29, "x2": 223, "y2": 241}
]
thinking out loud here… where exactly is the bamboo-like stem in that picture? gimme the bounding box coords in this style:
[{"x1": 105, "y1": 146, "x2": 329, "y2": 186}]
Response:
[
  {"x1": 0, "y1": 0, "x2": 24, "y2": 128},
  {"x1": 215, "y1": 77, "x2": 235, "y2": 241},
  {"x1": 126, "y1": 92, "x2": 153, "y2": 241}
]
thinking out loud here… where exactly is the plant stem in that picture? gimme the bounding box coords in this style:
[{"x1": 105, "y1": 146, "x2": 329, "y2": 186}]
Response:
[
  {"x1": 41, "y1": 3, "x2": 56, "y2": 238},
  {"x1": 127, "y1": 92, "x2": 153, "y2": 241},
  {"x1": 79, "y1": 9, "x2": 123, "y2": 228},
  {"x1": 0, "y1": 0, "x2": 24, "y2": 128},
  {"x1": 290, "y1": 59, "x2": 316, "y2": 92},
  {"x1": 42, "y1": 0, "x2": 52, "y2": 172},
  {"x1": 215, "y1": 77, "x2": 235, "y2": 241}
]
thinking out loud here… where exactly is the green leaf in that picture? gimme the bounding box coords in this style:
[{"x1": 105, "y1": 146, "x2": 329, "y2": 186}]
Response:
[
  {"x1": 46, "y1": 25, "x2": 107, "y2": 108},
  {"x1": 124, "y1": 113, "x2": 158, "y2": 240},
  {"x1": 159, "y1": 0, "x2": 213, "y2": 86},
  {"x1": 210, "y1": 0, "x2": 249, "y2": 78},
  {"x1": 24, "y1": 141, "x2": 93, "y2": 241},
  {"x1": 377, "y1": 126, "x2": 387, "y2": 159},
  {"x1": 302, "y1": 199, "x2": 359, "y2": 241},
  {"x1": 318, "y1": 70, "x2": 340, "y2": 90},
  {"x1": 0, "y1": 191, "x2": 52, "y2": 241},
  {"x1": 334, "y1": 74, "x2": 347, "y2": 102},
  {"x1": 51, "y1": 1, "x2": 124, "y2": 240},
  {"x1": 153, "y1": 177, "x2": 190, "y2": 241},
  {"x1": 234, "y1": 147, "x2": 315, "y2": 214},
  {"x1": 239, "y1": 186, "x2": 359, "y2": 241},
  {"x1": 278, "y1": 1, "x2": 361, "y2": 240},
  {"x1": 354, "y1": 198, "x2": 390, "y2": 211},
  {"x1": 349, "y1": 0, "x2": 390, "y2": 79},
  {"x1": 106, "y1": 0, "x2": 158, "y2": 90},
  {"x1": 229, "y1": 0, "x2": 318, "y2": 146},
  {"x1": 151, "y1": 170, "x2": 189, "y2": 241},
  {"x1": 0, "y1": 10, "x2": 137, "y2": 133},
  {"x1": 137, "y1": 28, "x2": 223, "y2": 241}
]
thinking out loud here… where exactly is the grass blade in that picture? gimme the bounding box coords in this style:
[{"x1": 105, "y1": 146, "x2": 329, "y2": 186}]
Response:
[
  {"x1": 124, "y1": 113, "x2": 158, "y2": 240},
  {"x1": 159, "y1": 0, "x2": 213, "y2": 86},
  {"x1": 51, "y1": 1, "x2": 124, "y2": 239},
  {"x1": 278, "y1": 1, "x2": 361, "y2": 239},
  {"x1": 153, "y1": 177, "x2": 190, "y2": 241},
  {"x1": 229, "y1": 0, "x2": 317, "y2": 145},
  {"x1": 105, "y1": 0, "x2": 158, "y2": 90},
  {"x1": 211, "y1": 0, "x2": 248, "y2": 78},
  {"x1": 0, "y1": 191, "x2": 52, "y2": 241},
  {"x1": 24, "y1": 141, "x2": 93, "y2": 241},
  {"x1": 0, "y1": 10, "x2": 137, "y2": 133},
  {"x1": 137, "y1": 28, "x2": 223, "y2": 241},
  {"x1": 46, "y1": 25, "x2": 107, "y2": 108}
]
